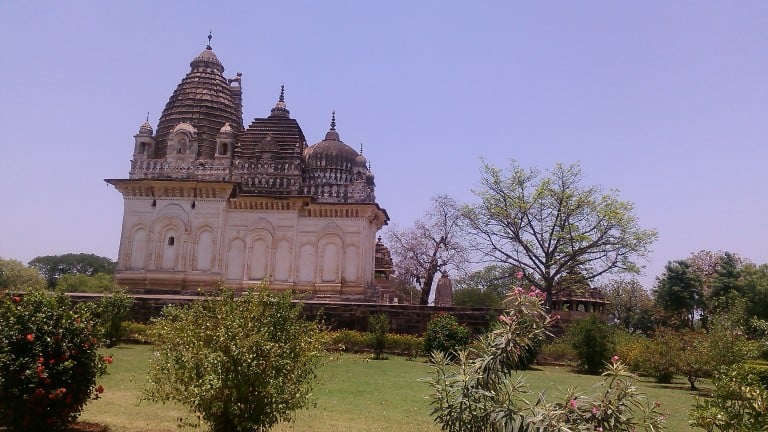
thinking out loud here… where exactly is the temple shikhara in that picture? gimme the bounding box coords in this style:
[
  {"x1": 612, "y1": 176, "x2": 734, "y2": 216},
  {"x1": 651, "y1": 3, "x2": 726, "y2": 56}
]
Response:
[{"x1": 106, "y1": 37, "x2": 391, "y2": 300}]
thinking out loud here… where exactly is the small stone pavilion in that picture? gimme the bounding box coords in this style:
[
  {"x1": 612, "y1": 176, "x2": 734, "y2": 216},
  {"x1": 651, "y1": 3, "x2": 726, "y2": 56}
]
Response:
[{"x1": 106, "y1": 36, "x2": 392, "y2": 301}]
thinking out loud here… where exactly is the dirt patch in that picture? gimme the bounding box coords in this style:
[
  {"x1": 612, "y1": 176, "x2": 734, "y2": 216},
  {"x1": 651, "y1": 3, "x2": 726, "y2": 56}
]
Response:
[{"x1": 68, "y1": 422, "x2": 109, "y2": 432}]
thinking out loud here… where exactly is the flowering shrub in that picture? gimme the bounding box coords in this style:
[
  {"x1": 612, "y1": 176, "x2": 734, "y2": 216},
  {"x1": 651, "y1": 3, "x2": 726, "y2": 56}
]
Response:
[
  {"x1": 427, "y1": 286, "x2": 667, "y2": 432},
  {"x1": 423, "y1": 313, "x2": 470, "y2": 359},
  {"x1": 144, "y1": 288, "x2": 327, "y2": 432},
  {"x1": 0, "y1": 290, "x2": 108, "y2": 431}
]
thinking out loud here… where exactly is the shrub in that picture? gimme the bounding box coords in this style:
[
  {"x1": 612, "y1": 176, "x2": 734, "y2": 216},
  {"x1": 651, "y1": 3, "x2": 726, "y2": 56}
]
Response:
[
  {"x1": 144, "y1": 288, "x2": 327, "y2": 432},
  {"x1": 613, "y1": 329, "x2": 649, "y2": 372},
  {"x1": 0, "y1": 290, "x2": 109, "y2": 431},
  {"x1": 567, "y1": 314, "x2": 615, "y2": 374},
  {"x1": 537, "y1": 337, "x2": 577, "y2": 365},
  {"x1": 326, "y1": 330, "x2": 423, "y2": 357},
  {"x1": 690, "y1": 364, "x2": 768, "y2": 431},
  {"x1": 636, "y1": 327, "x2": 679, "y2": 384},
  {"x1": 327, "y1": 330, "x2": 370, "y2": 353},
  {"x1": 92, "y1": 290, "x2": 133, "y2": 347},
  {"x1": 387, "y1": 333, "x2": 423, "y2": 358},
  {"x1": 427, "y1": 287, "x2": 666, "y2": 432},
  {"x1": 121, "y1": 321, "x2": 153, "y2": 344},
  {"x1": 423, "y1": 313, "x2": 470, "y2": 358},
  {"x1": 368, "y1": 313, "x2": 389, "y2": 359}
]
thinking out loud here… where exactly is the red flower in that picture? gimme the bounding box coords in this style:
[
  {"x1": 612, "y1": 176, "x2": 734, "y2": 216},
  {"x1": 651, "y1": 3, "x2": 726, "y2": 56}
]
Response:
[
  {"x1": 102, "y1": 355, "x2": 113, "y2": 364},
  {"x1": 26, "y1": 334, "x2": 35, "y2": 342},
  {"x1": 37, "y1": 356, "x2": 44, "y2": 364},
  {"x1": 12, "y1": 296, "x2": 21, "y2": 303},
  {"x1": 95, "y1": 385, "x2": 104, "y2": 394}
]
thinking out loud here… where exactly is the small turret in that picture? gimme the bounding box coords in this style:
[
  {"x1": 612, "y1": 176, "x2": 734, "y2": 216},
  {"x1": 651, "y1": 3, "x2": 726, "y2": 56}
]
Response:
[{"x1": 133, "y1": 115, "x2": 155, "y2": 159}]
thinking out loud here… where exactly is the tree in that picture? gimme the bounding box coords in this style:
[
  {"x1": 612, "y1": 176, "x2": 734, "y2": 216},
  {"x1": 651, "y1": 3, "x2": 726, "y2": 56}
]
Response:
[
  {"x1": 28, "y1": 253, "x2": 116, "y2": 289},
  {"x1": 653, "y1": 260, "x2": 704, "y2": 328},
  {"x1": 55, "y1": 273, "x2": 117, "y2": 293},
  {"x1": 386, "y1": 195, "x2": 468, "y2": 305},
  {"x1": 144, "y1": 288, "x2": 326, "y2": 432},
  {"x1": 452, "y1": 265, "x2": 515, "y2": 308},
  {"x1": 462, "y1": 160, "x2": 657, "y2": 307},
  {"x1": 708, "y1": 252, "x2": 744, "y2": 316},
  {"x1": 600, "y1": 278, "x2": 655, "y2": 334},
  {"x1": 452, "y1": 287, "x2": 502, "y2": 308},
  {"x1": 740, "y1": 263, "x2": 768, "y2": 321},
  {"x1": 0, "y1": 258, "x2": 46, "y2": 291}
]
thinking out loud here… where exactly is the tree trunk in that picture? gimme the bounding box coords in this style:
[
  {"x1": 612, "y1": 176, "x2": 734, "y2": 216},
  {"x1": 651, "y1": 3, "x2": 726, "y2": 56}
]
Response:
[
  {"x1": 419, "y1": 240, "x2": 443, "y2": 305},
  {"x1": 419, "y1": 259, "x2": 438, "y2": 305}
]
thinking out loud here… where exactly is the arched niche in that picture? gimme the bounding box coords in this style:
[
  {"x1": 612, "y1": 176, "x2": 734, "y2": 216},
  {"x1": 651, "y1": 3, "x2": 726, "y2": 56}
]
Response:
[
  {"x1": 194, "y1": 228, "x2": 215, "y2": 271},
  {"x1": 298, "y1": 244, "x2": 316, "y2": 283},
  {"x1": 129, "y1": 226, "x2": 148, "y2": 270},
  {"x1": 226, "y1": 238, "x2": 246, "y2": 280}
]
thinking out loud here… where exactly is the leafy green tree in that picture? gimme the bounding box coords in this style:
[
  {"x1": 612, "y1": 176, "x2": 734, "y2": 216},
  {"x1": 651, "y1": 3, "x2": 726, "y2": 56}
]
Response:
[
  {"x1": 55, "y1": 273, "x2": 117, "y2": 293},
  {"x1": 452, "y1": 287, "x2": 502, "y2": 308},
  {"x1": 462, "y1": 160, "x2": 657, "y2": 308},
  {"x1": 144, "y1": 288, "x2": 326, "y2": 432},
  {"x1": 0, "y1": 257, "x2": 46, "y2": 291},
  {"x1": 28, "y1": 253, "x2": 116, "y2": 289},
  {"x1": 653, "y1": 260, "x2": 704, "y2": 328},
  {"x1": 739, "y1": 263, "x2": 768, "y2": 321},
  {"x1": 601, "y1": 278, "x2": 656, "y2": 334},
  {"x1": 708, "y1": 252, "x2": 744, "y2": 315}
]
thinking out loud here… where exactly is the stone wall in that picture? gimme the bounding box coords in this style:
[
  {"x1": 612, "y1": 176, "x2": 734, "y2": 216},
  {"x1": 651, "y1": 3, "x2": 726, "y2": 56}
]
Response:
[{"x1": 66, "y1": 293, "x2": 497, "y2": 335}]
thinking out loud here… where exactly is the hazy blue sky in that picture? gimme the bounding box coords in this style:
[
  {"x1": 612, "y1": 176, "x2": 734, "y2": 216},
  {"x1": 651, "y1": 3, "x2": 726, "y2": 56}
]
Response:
[{"x1": 1, "y1": 1, "x2": 766, "y2": 289}]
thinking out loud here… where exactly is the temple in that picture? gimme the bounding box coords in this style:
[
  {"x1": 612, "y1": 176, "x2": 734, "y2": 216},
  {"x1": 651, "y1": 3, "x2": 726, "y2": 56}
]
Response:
[{"x1": 106, "y1": 37, "x2": 390, "y2": 300}]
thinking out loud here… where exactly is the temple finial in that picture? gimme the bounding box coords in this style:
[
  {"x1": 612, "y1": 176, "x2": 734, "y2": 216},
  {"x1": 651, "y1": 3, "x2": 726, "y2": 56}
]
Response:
[
  {"x1": 279, "y1": 85, "x2": 285, "y2": 103},
  {"x1": 146, "y1": 112, "x2": 149, "y2": 122},
  {"x1": 330, "y1": 111, "x2": 336, "y2": 131},
  {"x1": 359, "y1": 143, "x2": 364, "y2": 155},
  {"x1": 207, "y1": 30, "x2": 212, "y2": 49}
]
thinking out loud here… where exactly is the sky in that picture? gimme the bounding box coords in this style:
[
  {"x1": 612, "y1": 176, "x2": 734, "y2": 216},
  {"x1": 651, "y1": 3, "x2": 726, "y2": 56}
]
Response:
[{"x1": 0, "y1": 1, "x2": 766, "y2": 289}]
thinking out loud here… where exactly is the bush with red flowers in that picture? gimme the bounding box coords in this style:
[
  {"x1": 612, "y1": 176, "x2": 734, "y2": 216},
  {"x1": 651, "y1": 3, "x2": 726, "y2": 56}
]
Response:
[{"x1": 0, "y1": 290, "x2": 109, "y2": 431}]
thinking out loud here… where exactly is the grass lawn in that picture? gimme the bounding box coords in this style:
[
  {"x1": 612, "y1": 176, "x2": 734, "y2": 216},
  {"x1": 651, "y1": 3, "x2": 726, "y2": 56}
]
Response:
[{"x1": 79, "y1": 344, "x2": 704, "y2": 431}]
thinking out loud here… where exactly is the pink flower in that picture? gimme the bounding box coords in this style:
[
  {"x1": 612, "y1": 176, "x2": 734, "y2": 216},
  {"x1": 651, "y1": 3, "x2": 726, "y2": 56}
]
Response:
[
  {"x1": 26, "y1": 334, "x2": 35, "y2": 342},
  {"x1": 611, "y1": 355, "x2": 619, "y2": 363},
  {"x1": 569, "y1": 399, "x2": 578, "y2": 409},
  {"x1": 515, "y1": 271, "x2": 524, "y2": 279},
  {"x1": 596, "y1": 427, "x2": 603, "y2": 432},
  {"x1": 592, "y1": 406, "x2": 600, "y2": 414}
]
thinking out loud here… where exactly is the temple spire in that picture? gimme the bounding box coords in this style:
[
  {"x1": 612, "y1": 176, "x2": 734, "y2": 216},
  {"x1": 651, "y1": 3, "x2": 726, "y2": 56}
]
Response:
[
  {"x1": 330, "y1": 111, "x2": 336, "y2": 131},
  {"x1": 206, "y1": 30, "x2": 212, "y2": 49},
  {"x1": 269, "y1": 84, "x2": 290, "y2": 118}
]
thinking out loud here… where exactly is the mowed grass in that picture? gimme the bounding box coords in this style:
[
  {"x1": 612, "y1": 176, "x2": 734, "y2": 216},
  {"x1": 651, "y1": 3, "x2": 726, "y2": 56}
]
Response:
[{"x1": 80, "y1": 344, "x2": 704, "y2": 431}]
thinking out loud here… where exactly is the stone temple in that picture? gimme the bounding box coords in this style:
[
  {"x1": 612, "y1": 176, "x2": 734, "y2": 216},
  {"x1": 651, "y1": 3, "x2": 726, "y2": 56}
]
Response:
[{"x1": 106, "y1": 38, "x2": 391, "y2": 300}]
